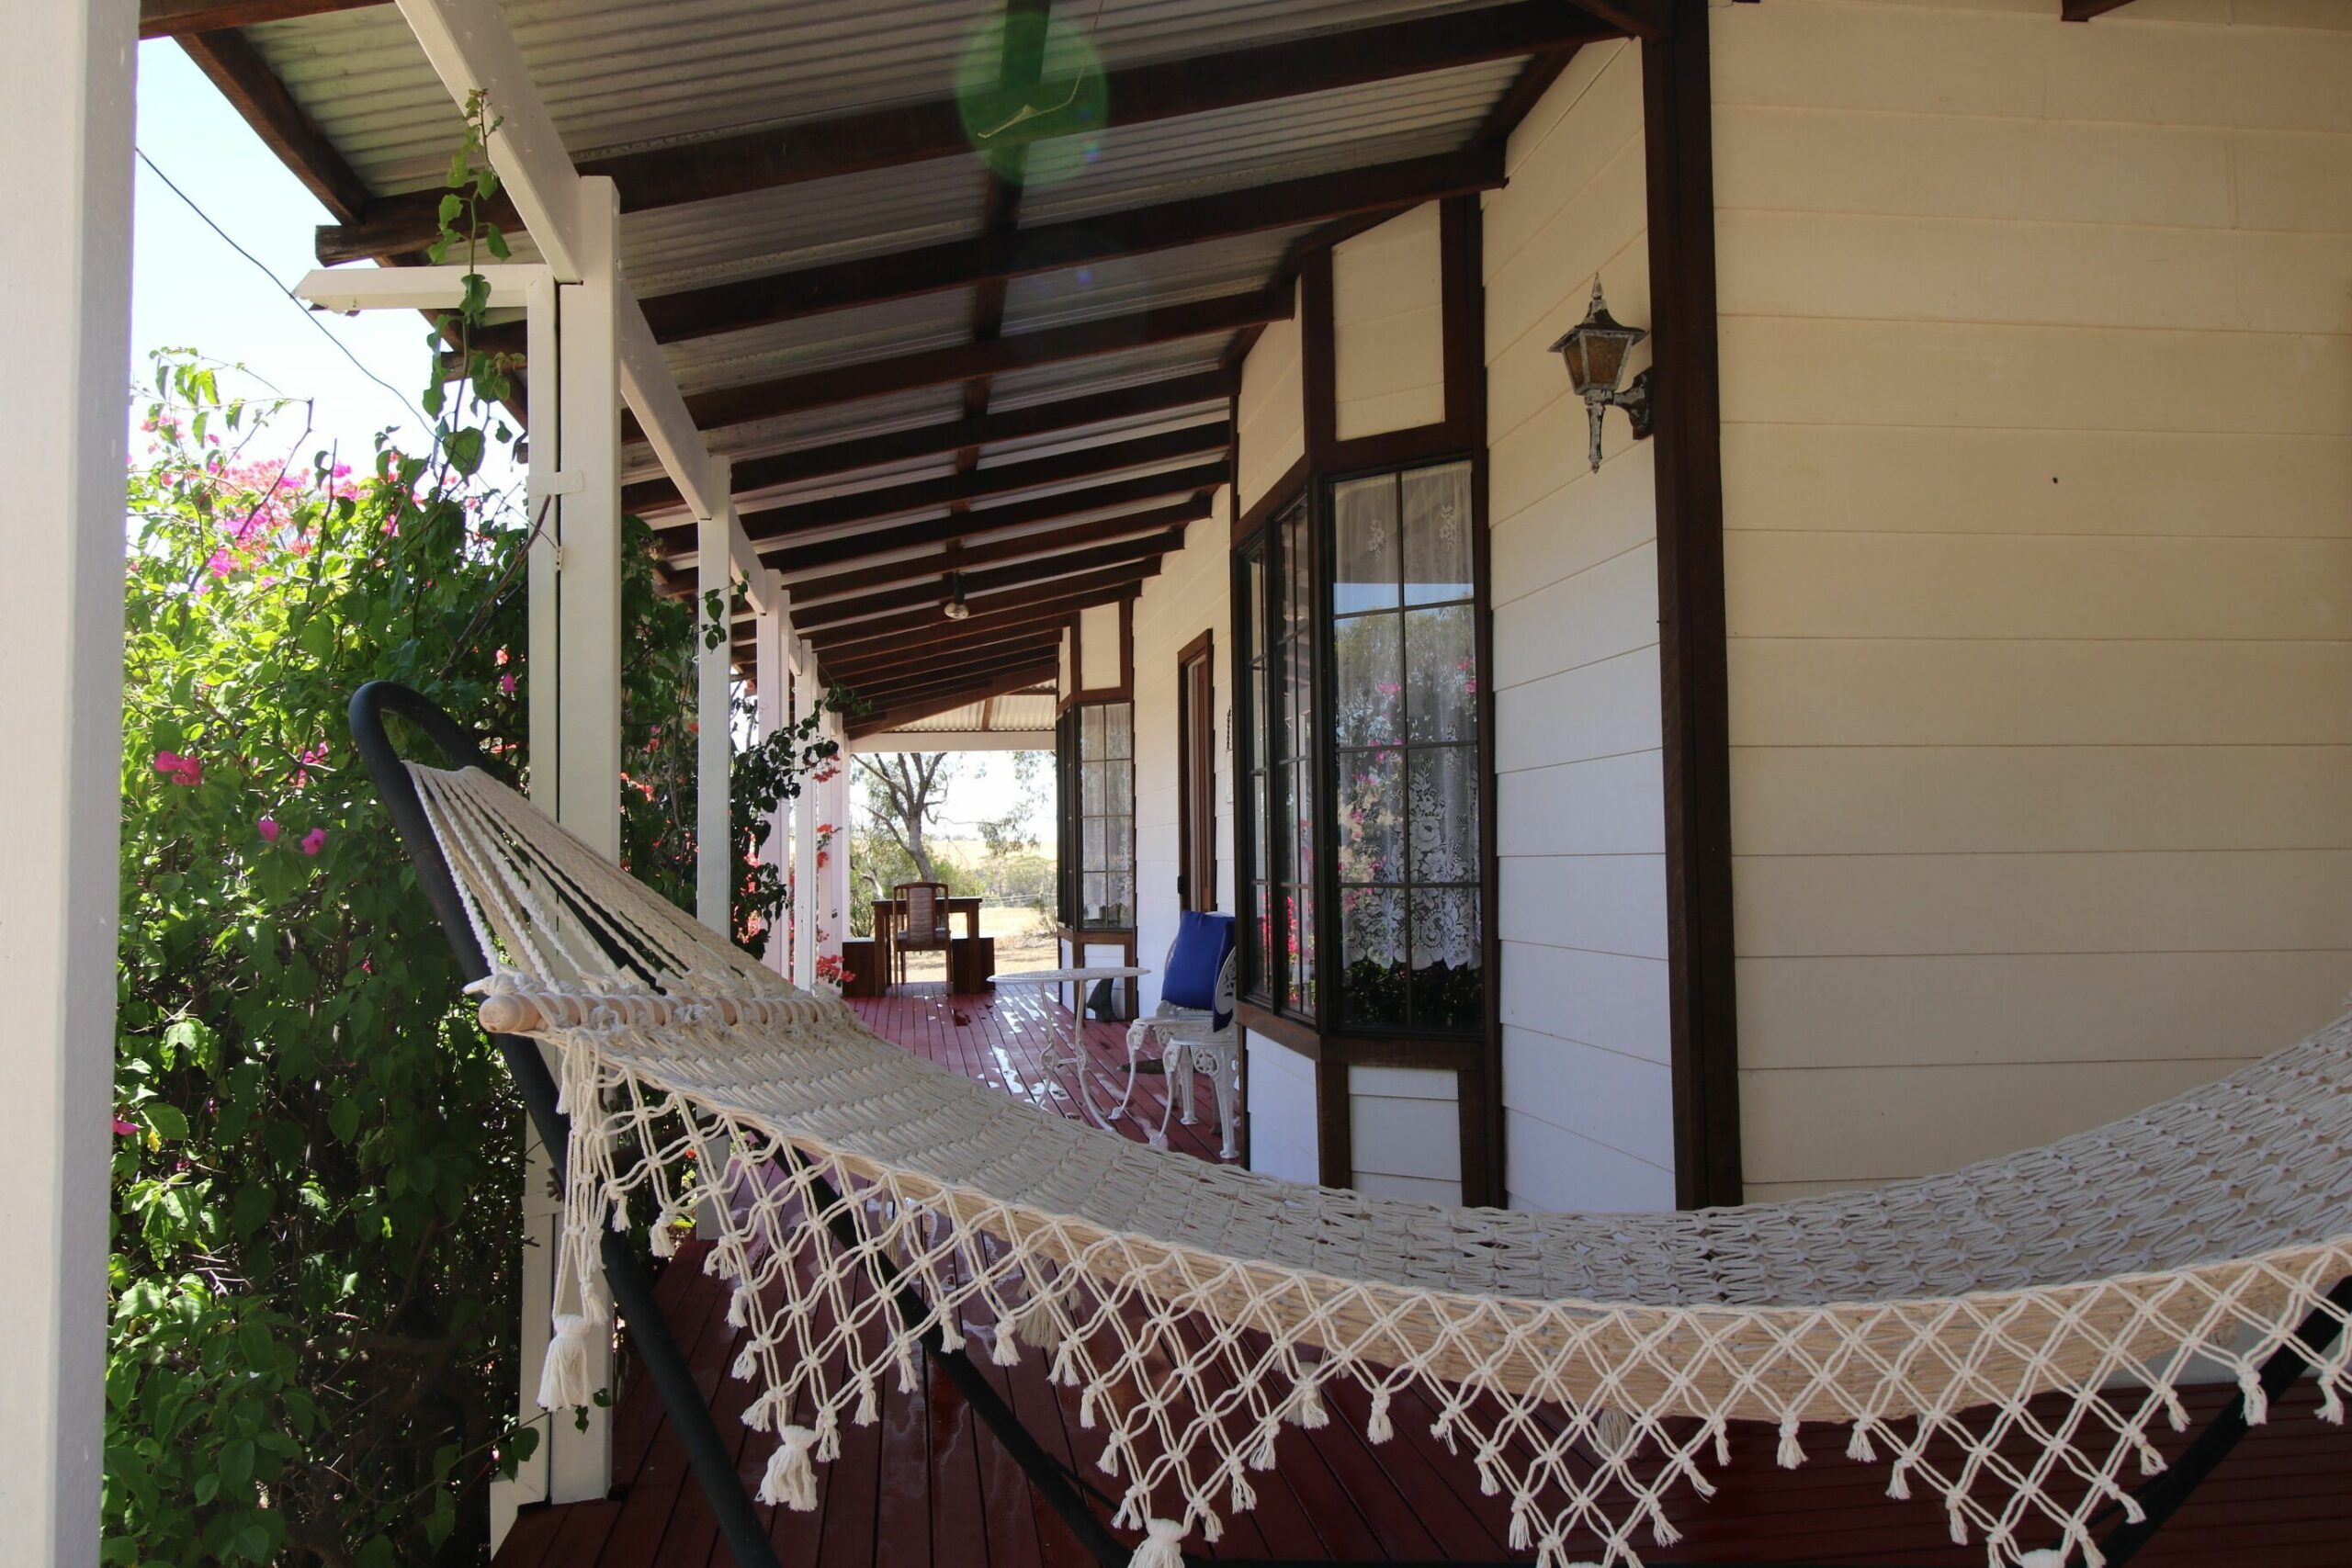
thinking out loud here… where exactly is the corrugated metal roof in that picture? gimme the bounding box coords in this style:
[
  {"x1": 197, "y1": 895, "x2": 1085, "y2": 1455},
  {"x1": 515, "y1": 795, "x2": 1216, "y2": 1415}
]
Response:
[
  {"x1": 662, "y1": 288, "x2": 978, "y2": 397},
  {"x1": 1001, "y1": 226, "x2": 1310, "y2": 335},
  {"x1": 883, "y1": 687, "x2": 1057, "y2": 735},
  {"x1": 623, "y1": 163, "x2": 992, "y2": 297},
  {"x1": 251, "y1": 0, "x2": 1510, "y2": 195},
  {"x1": 987, "y1": 336, "x2": 1231, "y2": 406},
  {"x1": 1016, "y1": 60, "x2": 1518, "y2": 225}
]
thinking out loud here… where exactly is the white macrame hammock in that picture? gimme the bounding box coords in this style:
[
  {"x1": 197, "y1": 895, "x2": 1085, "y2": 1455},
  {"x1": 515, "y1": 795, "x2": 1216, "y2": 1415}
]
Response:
[{"x1": 412, "y1": 761, "x2": 2352, "y2": 1568}]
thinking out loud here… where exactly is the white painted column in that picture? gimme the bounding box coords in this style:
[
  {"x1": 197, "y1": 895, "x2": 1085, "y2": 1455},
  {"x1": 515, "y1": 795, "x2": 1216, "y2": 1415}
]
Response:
[
  {"x1": 507, "y1": 177, "x2": 622, "y2": 1530},
  {"x1": 753, "y1": 579, "x2": 791, "y2": 976},
  {"x1": 791, "y1": 637, "x2": 821, "y2": 989},
  {"x1": 695, "y1": 482, "x2": 735, "y2": 937},
  {"x1": 0, "y1": 4, "x2": 131, "y2": 1559},
  {"x1": 819, "y1": 714, "x2": 851, "y2": 985}
]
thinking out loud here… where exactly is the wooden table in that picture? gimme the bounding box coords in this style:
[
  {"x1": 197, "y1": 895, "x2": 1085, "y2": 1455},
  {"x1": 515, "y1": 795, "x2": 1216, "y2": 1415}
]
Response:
[{"x1": 872, "y1": 897, "x2": 984, "y2": 989}]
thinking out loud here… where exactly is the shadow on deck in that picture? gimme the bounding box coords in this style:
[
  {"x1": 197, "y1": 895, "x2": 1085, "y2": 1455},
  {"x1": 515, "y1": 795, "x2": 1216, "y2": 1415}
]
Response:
[{"x1": 492, "y1": 987, "x2": 2352, "y2": 1568}]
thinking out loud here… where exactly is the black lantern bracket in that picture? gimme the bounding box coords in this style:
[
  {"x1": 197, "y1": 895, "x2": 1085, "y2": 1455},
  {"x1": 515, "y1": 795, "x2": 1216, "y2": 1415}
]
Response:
[{"x1": 1549, "y1": 276, "x2": 1657, "y2": 471}]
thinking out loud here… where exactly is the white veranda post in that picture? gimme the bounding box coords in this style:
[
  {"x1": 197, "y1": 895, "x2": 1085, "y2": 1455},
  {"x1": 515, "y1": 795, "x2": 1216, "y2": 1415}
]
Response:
[
  {"x1": 0, "y1": 1, "x2": 133, "y2": 1554},
  {"x1": 753, "y1": 578, "x2": 792, "y2": 976},
  {"x1": 792, "y1": 637, "x2": 821, "y2": 989},
  {"x1": 694, "y1": 479, "x2": 735, "y2": 937},
  {"x1": 819, "y1": 711, "x2": 851, "y2": 984}
]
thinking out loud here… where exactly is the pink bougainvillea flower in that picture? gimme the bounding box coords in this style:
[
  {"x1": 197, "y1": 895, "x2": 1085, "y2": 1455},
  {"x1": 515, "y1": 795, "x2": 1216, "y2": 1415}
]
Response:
[
  {"x1": 153, "y1": 751, "x2": 203, "y2": 786},
  {"x1": 300, "y1": 828, "x2": 328, "y2": 856},
  {"x1": 205, "y1": 548, "x2": 237, "y2": 580},
  {"x1": 110, "y1": 1116, "x2": 138, "y2": 1138},
  {"x1": 499, "y1": 673, "x2": 517, "y2": 695},
  {"x1": 258, "y1": 816, "x2": 281, "y2": 844}
]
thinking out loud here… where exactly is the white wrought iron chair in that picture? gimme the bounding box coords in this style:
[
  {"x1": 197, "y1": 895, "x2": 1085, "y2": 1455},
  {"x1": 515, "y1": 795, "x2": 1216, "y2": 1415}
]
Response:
[{"x1": 1126, "y1": 944, "x2": 1240, "y2": 1160}]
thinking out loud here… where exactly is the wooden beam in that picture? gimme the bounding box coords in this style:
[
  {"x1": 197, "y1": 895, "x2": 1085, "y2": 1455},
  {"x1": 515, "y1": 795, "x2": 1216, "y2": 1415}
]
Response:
[
  {"x1": 729, "y1": 422, "x2": 1228, "y2": 542},
  {"x1": 142, "y1": 0, "x2": 382, "y2": 38},
  {"x1": 849, "y1": 664, "x2": 1063, "y2": 737},
  {"x1": 314, "y1": 2, "x2": 1612, "y2": 262},
  {"x1": 481, "y1": 149, "x2": 1504, "y2": 357},
  {"x1": 175, "y1": 29, "x2": 370, "y2": 222},
  {"x1": 763, "y1": 468, "x2": 1224, "y2": 574},
  {"x1": 1643, "y1": 0, "x2": 1741, "y2": 1210},
  {"x1": 847, "y1": 656, "x2": 1058, "y2": 708},
  {"x1": 828, "y1": 628, "x2": 1065, "y2": 683},
  {"x1": 2060, "y1": 0, "x2": 2135, "y2": 17},
  {"x1": 622, "y1": 370, "x2": 1235, "y2": 516},
  {"x1": 1571, "y1": 0, "x2": 1666, "y2": 39},
  {"x1": 666, "y1": 289, "x2": 1287, "y2": 435},
  {"x1": 812, "y1": 569, "x2": 1150, "y2": 651},
  {"x1": 791, "y1": 528, "x2": 1181, "y2": 629},
  {"x1": 776, "y1": 498, "x2": 1208, "y2": 602},
  {"x1": 1475, "y1": 45, "x2": 1582, "y2": 148}
]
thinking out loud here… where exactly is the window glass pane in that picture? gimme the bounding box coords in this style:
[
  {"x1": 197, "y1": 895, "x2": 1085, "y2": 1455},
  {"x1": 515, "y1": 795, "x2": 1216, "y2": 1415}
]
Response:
[
  {"x1": 1408, "y1": 747, "x2": 1479, "y2": 885},
  {"x1": 1340, "y1": 886, "x2": 1407, "y2": 1027},
  {"x1": 1083, "y1": 704, "x2": 1105, "y2": 756},
  {"x1": 1250, "y1": 771, "x2": 1268, "y2": 882},
  {"x1": 1402, "y1": 461, "x2": 1474, "y2": 605},
  {"x1": 1108, "y1": 825, "x2": 1133, "y2": 871},
  {"x1": 1104, "y1": 703, "x2": 1133, "y2": 759},
  {"x1": 1108, "y1": 760, "x2": 1132, "y2": 816},
  {"x1": 1082, "y1": 871, "x2": 1107, "y2": 919},
  {"x1": 1332, "y1": 475, "x2": 1399, "y2": 615},
  {"x1": 1332, "y1": 613, "x2": 1401, "y2": 748},
  {"x1": 1105, "y1": 872, "x2": 1133, "y2": 923},
  {"x1": 1258, "y1": 885, "x2": 1277, "y2": 995},
  {"x1": 1080, "y1": 760, "x2": 1105, "y2": 816},
  {"x1": 1285, "y1": 883, "x2": 1314, "y2": 1012},
  {"x1": 1405, "y1": 604, "x2": 1476, "y2": 744},
  {"x1": 1337, "y1": 748, "x2": 1403, "y2": 885},
  {"x1": 1080, "y1": 816, "x2": 1104, "y2": 870},
  {"x1": 1409, "y1": 886, "x2": 1482, "y2": 1028}
]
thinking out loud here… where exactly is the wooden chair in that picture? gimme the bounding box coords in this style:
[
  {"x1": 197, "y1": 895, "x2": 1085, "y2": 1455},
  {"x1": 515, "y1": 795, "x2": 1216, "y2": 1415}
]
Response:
[{"x1": 890, "y1": 881, "x2": 953, "y2": 987}]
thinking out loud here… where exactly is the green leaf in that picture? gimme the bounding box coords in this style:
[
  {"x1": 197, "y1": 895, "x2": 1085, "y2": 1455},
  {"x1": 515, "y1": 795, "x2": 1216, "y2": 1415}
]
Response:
[
  {"x1": 441, "y1": 427, "x2": 486, "y2": 479},
  {"x1": 142, "y1": 1104, "x2": 188, "y2": 1142},
  {"x1": 437, "y1": 192, "x2": 463, "y2": 229},
  {"x1": 327, "y1": 1096, "x2": 361, "y2": 1145}
]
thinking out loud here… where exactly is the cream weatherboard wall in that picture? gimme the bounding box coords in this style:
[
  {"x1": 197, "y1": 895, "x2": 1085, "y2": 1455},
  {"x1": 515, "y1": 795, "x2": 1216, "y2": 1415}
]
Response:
[
  {"x1": 1481, "y1": 41, "x2": 1676, "y2": 1213},
  {"x1": 1710, "y1": 0, "x2": 2352, "y2": 1201}
]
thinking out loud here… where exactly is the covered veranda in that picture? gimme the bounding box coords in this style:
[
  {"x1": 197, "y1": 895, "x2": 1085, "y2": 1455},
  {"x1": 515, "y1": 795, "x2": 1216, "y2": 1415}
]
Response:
[{"x1": 14, "y1": 0, "x2": 2352, "y2": 1563}]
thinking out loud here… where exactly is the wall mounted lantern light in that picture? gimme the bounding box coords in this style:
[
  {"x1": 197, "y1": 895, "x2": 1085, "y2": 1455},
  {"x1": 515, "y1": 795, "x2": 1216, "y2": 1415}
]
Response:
[
  {"x1": 943, "y1": 571, "x2": 972, "y2": 620},
  {"x1": 1549, "y1": 277, "x2": 1654, "y2": 471}
]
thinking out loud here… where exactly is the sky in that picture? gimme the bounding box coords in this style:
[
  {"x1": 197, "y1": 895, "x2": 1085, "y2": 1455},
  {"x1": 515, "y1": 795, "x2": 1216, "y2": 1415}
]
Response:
[{"x1": 130, "y1": 41, "x2": 1050, "y2": 837}]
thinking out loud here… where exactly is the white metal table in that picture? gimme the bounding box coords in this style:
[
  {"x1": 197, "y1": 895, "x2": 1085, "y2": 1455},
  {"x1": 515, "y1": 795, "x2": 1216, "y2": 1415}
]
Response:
[{"x1": 989, "y1": 965, "x2": 1150, "y2": 1133}]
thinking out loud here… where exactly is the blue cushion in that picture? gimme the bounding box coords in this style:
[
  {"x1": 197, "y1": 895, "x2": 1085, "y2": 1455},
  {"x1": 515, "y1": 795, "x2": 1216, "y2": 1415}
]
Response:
[{"x1": 1163, "y1": 911, "x2": 1237, "y2": 1029}]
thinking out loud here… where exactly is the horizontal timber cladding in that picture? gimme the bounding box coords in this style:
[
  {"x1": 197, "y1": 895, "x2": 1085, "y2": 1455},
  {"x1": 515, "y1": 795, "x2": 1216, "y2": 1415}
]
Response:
[{"x1": 1711, "y1": 0, "x2": 2352, "y2": 1200}]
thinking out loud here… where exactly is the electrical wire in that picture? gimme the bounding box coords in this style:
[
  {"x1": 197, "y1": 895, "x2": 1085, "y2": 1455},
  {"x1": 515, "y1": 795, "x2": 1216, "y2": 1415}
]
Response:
[{"x1": 134, "y1": 145, "x2": 433, "y2": 430}]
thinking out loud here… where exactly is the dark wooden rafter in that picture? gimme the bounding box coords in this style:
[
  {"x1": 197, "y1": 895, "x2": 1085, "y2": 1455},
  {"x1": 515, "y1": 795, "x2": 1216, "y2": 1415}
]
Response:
[
  {"x1": 812, "y1": 570, "x2": 1150, "y2": 651},
  {"x1": 764, "y1": 468, "x2": 1223, "y2": 574},
  {"x1": 2060, "y1": 0, "x2": 2136, "y2": 16},
  {"x1": 781, "y1": 497, "x2": 1207, "y2": 604},
  {"x1": 1643, "y1": 0, "x2": 1741, "y2": 1210},
  {"x1": 824, "y1": 628, "x2": 1066, "y2": 686},
  {"x1": 848, "y1": 656, "x2": 1058, "y2": 708},
  {"x1": 825, "y1": 626, "x2": 1064, "y2": 682},
  {"x1": 1570, "y1": 0, "x2": 1668, "y2": 39},
  {"x1": 469, "y1": 149, "x2": 1505, "y2": 359},
  {"x1": 312, "y1": 3, "x2": 1614, "y2": 263},
  {"x1": 175, "y1": 28, "x2": 371, "y2": 222},
  {"x1": 141, "y1": 0, "x2": 381, "y2": 37},
  {"x1": 651, "y1": 289, "x2": 1286, "y2": 436},
  {"x1": 849, "y1": 666, "x2": 1061, "y2": 738},
  {"x1": 622, "y1": 371, "x2": 1235, "y2": 516},
  {"x1": 725, "y1": 422, "x2": 1228, "y2": 543},
  {"x1": 790, "y1": 529, "x2": 1180, "y2": 630}
]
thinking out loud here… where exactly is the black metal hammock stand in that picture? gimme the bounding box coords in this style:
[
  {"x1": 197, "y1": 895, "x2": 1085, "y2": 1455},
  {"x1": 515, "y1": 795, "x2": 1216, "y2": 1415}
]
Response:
[{"x1": 352, "y1": 680, "x2": 2347, "y2": 1568}]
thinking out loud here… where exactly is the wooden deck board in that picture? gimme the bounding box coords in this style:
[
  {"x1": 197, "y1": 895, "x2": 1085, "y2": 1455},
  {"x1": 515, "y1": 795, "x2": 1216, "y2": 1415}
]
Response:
[{"x1": 492, "y1": 984, "x2": 2352, "y2": 1568}]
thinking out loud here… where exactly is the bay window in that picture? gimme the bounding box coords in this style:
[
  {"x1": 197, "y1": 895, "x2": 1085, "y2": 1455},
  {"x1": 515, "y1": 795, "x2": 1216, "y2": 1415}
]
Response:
[
  {"x1": 1057, "y1": 699, "x2": 1135, "y2": 931},
  {"x1": 1237, "y1": 457, "x2": 1487, "y2": 1040}
]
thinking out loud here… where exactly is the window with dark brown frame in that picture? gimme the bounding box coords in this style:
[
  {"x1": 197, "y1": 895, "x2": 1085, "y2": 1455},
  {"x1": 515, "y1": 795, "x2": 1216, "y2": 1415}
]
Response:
[
  {"x1": 1234, "y1": 458, "x2": 1488, "y2": 1038},
  {"x1": 1177, "y1": 632, "x2": 1217, "y2": 913},
  {"x1": 1056, "y1": 700, "x2": 1135, "y2": 931}
]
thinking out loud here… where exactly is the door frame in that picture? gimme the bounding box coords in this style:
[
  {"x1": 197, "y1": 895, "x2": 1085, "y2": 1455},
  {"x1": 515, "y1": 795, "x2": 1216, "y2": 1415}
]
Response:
[{"x1": 1175, "y1": 627, "x2": 1216, "y2": 913}]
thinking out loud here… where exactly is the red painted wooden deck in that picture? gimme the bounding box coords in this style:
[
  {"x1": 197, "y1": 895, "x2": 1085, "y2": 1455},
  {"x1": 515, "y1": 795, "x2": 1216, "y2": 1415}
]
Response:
[{"x1": 492, "y1": 986, "x2": 2352, "y2": 1568}]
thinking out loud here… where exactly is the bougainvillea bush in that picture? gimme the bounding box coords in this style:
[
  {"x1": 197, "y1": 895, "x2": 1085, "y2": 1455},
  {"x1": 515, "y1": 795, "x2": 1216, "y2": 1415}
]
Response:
[{"x1": 105, "y1": 347, "x2": 759, "y2": 1564}]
